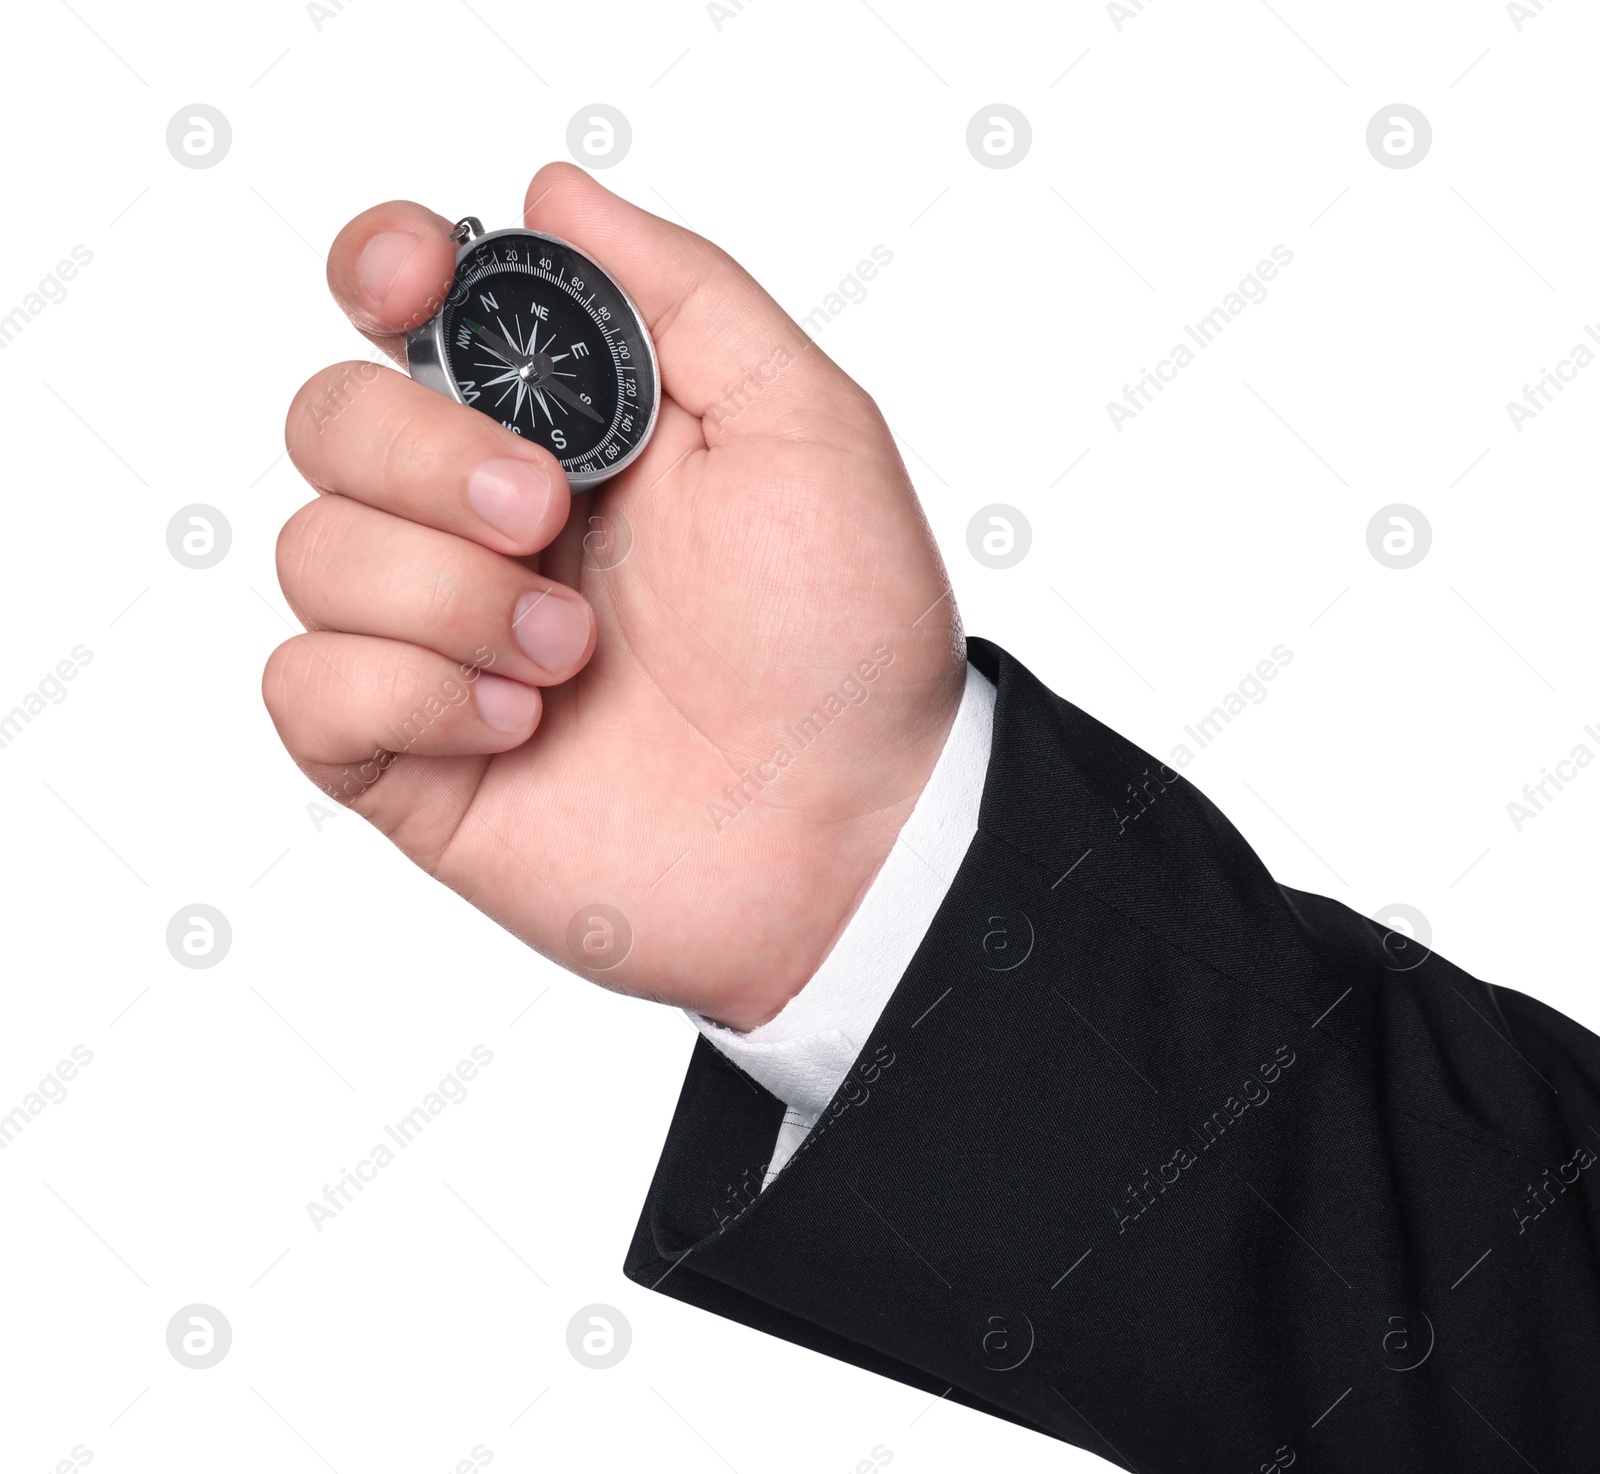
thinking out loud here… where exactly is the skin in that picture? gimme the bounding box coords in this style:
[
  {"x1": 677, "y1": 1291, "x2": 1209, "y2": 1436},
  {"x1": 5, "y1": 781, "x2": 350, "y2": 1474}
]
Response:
[{"x1": 264, "y1": 162, "x2": 965, "y2": 1030}]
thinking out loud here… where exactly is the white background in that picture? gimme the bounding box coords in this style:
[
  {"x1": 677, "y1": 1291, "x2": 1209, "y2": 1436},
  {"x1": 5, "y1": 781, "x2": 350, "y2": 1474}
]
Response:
[{"x1": 2, "y1": 2, "x2": 1596, "y2": 1471}]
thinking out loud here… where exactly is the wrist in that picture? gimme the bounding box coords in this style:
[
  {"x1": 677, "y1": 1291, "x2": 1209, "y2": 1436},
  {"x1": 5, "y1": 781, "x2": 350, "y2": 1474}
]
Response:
[
  {"x1": 688, "y1": 654, "x2": 996, "y2": 1128},
  {"x1": 698, "y1": 648, "x2": 970, "y2": 1033}
]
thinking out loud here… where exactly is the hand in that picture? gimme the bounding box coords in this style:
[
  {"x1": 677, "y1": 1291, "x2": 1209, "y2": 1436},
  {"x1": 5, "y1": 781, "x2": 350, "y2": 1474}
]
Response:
[{"x1": 264, "y1": 163, "x2": 965, "y2": 1029}]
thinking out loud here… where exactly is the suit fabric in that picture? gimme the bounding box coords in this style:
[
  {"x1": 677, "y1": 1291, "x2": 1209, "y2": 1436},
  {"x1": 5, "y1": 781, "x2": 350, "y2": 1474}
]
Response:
[{"x1": 624, "y1": 638, "x2": 1600, "y2": 1472}]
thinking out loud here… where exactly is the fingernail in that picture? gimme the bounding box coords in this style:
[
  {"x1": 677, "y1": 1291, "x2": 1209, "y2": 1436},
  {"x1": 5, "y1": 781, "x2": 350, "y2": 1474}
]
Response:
[
  {"x1": 358, "y1": 230, "x2": 420, "y2": 304},
  {"x1": 513, "y1": 589, "x2": 590, "y2": 673},
  {"x1": 467, "y1": 457, "x2": 552, "y2": 544},
  {"x1": 475, "y1": 673, "x2": 541, "y2": 733}
]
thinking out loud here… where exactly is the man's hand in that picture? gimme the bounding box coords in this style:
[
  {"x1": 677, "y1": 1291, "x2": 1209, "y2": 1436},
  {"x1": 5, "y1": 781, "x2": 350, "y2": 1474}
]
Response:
[{"x1": 264, "y1": 163, "x2": 964, "y2": 1029}]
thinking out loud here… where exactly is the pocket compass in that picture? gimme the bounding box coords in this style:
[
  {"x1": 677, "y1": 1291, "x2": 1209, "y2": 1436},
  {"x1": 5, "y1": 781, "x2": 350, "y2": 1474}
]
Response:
[{"x1": 407, "y1": 217, "x2": 660, "y2": 490}]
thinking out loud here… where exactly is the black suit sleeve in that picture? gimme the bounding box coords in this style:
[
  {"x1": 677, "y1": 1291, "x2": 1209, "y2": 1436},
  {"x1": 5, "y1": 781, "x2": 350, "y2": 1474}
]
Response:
[{"x1": 623, "y1": 638, "x2": 1600, "y2": 1474}]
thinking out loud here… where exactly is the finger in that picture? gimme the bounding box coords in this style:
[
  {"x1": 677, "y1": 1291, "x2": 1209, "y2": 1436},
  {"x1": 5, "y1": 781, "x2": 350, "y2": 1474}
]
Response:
[
  {"x1": 521, "y1": 162, "x2": 867, "y2": 440},
  {"x1": 286, "y1": 360, "x2": 573, "y2": 558},
  {"x1": 324, "y1": 200, "x2": 461, "y2": 361},
  {"x1": 262, "y1": 631, "x2": 542, "y2": 784},
  {"x1": 277, "y1": 495, "x2": 596, "y2": 685}
]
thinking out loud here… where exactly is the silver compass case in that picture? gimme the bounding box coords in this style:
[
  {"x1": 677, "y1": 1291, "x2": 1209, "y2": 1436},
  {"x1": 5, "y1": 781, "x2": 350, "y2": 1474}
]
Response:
[{"x1": 405, "y1": 216, "x2": 661, "y2": 491}]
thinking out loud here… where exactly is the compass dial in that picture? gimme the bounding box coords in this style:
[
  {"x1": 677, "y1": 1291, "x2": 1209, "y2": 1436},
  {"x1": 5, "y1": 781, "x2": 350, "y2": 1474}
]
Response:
[{"x1": 431, "y1": 228, "x2": 659, "y2": 488}]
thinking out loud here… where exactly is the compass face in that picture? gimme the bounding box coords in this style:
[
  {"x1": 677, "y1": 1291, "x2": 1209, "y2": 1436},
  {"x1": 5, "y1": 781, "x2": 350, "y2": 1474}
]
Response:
[{"x1": 436, "y1": 230, "x2": 658, "y2": 487}]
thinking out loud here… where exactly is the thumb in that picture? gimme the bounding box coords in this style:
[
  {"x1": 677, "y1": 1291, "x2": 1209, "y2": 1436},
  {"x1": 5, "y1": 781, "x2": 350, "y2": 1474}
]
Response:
[{"x1": 521, "y1": 162, "x2": 863, "y2": 441}]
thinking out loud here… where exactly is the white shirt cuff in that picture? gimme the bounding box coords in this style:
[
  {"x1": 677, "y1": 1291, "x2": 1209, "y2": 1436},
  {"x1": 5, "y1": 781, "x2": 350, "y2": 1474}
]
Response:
[{"x1": 687, "y1": 659, "x2": 996, "y2": 1175}]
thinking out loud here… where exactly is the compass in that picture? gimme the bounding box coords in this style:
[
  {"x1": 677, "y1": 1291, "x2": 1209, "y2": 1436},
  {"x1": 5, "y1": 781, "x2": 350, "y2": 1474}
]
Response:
[{"x1": 407, "y1": 217, "x2": 660, "y2": 490}]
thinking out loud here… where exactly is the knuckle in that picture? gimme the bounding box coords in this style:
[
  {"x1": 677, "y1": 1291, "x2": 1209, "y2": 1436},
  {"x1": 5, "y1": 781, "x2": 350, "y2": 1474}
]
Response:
[
  {"x1": 274, "y1": 496, "x2": 343, "y2": 598},
  {"x1": 286, "y1": 359, "x2": 392, "y2": 461},
  {"x1": 416, "y1": 559, "x2": 470, "y2": 642},
  {"x1": 376, "y1": 395, "x2": 480, "y2": 496},
  {"x1": 261, "y1": 636, "x2": 311, "y2": 722},
  {"x1": 375, "y1": 399, "x2": 433, "y2": 486},
  {"x1": 850, "y1": 381, "x2": 885, "y2": 424}
]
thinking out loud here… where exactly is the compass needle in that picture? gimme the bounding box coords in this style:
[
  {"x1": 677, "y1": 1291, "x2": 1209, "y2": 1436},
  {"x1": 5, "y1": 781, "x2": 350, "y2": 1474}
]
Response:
[{"x1": 537, "y1": 369, "x2": 605, "y2": 426}]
